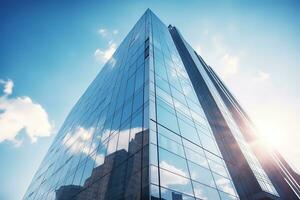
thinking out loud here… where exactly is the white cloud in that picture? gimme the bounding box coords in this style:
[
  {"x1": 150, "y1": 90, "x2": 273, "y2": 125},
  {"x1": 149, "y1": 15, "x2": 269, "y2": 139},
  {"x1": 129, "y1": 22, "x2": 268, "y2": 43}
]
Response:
[
  {"x1": 94, "y1": 40, "x2": 116, "y2": 64},
  {"x1": 63, "y1": 126, "x2": 95, "y2": 155},
  {"x1": 95, "y1": 28, "x2": 119, "y2": 65},
  {"x1": 63, "y1": 126, "x2": 143, "y2": 166},
  {"x1": 0, "y1": 79, "x2": 13, "y2": 95},
  {"x1": 193, "y1": 185, "x2": 208, "y2": 200},
  {"x1": 0, "y1": 79, "x2": 52, "y2": 145},
  {"x1": 160, "y1": 161, "x2": 188, "y2": 187},
  {"x1": 98, "y1": 28, "x2": 119, "y2": 37},
  {"x1": 256, "y1": 70, "x2": 270, "y2": 81},
  {"x1": 215, "y1": 176, "x2": 235, "y2": 195},
  {"x1": 199, "y1": 33, "x2": 240, "y2": 79},
  {"x1": 106, "y1": 127, "x2": 143, "y2": 154},
  {"x1": 63, "y1": 126, "x2": 105, "y2": 165},
  {"x1": 98, "y1": 28, "x2": 108, "y2": 37},
  {"x1": 221, "y1": 53, "x2": 239, "y2": 76}
]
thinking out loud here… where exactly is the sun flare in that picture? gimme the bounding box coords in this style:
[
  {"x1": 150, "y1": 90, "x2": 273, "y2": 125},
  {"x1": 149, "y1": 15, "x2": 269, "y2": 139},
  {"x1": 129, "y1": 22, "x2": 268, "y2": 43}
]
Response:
[{"x1": 256, "y1": 122, "x2": 283, "y2": 149}]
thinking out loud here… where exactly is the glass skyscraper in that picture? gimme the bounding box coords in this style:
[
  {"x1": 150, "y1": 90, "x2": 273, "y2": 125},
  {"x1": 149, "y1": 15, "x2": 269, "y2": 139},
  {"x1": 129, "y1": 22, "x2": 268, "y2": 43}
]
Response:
[{"x1": 23, "y1": 9, "x2": 300, "y2": 200}]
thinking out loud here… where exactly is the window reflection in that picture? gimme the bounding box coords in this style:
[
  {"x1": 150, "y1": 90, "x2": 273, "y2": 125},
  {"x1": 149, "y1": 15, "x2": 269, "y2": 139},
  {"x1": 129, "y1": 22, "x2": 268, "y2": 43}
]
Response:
[
  {"x1": 55, "y1": 130, "x2": 146, "y2": 200},
  {"x1": 155, "y1": 75, "x2": 171, "y2": 94},
  {"x1": 159, "y1": 148, "x2": 189, "y2": 177},
  {"x1": 188, "y1": 161, "x2": 215, "y2": 187},
  {"x1": 160, "y1": 168, "x2": 193, "y2": 196},
  {"x1": 151, "y1": 165, "x2": 159, "y2": 185},
  {"x1": 199, "y1": 134, "x2": 220, "y2": 156},
  {"x1": 219, "y1": 191, "x2": 238, "y2": 200},
  {"x1": 208, "y1": 160, "x2": 228, "y2": 178},
  {"x1": 213, "y1": 173, "x2": 236, "y2": 196},
  {"x1": 193, "y1": 181, "x2": 220, "y2": 200},
  {"x1": 160, "y1": 187, "x2": 195, "y2": 200},
  {"x1": 158, "y1": 134, "x2": 185, "y2": 157},
  {"x1": 157, "y1": 103, "x2": 179, "y2": 134},
  {"x1": 150, "y1": 184, "x2": 160, "y2": 199},
  {"x1": 178, "y1": 119, "x2": 199, "y2": 143}
]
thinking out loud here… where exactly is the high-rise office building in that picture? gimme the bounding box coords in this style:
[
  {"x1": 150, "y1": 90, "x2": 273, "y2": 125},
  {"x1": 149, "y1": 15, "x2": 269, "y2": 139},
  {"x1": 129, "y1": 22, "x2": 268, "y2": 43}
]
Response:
[{"x1": 23, "y1": 9, "x2": 300, "y2": 200}]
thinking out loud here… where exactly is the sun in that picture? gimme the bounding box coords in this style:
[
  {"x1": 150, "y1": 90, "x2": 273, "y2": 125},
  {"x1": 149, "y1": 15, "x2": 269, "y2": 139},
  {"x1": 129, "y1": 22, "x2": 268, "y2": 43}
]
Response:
[{"x1": 257, "y1": 125, "x2": 282, "y2": 148}]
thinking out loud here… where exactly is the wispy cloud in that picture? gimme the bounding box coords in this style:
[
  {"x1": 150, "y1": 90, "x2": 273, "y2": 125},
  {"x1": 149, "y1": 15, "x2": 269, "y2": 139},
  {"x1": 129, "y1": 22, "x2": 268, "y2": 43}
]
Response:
[
  {"x1": 0, "y1": 79, "x2": 52, "y2": 146},
  {"x1": 221, "y1": 53, "x2": 239, "y2": 76},
  {"x1": 198, "y1": 33, "x2": 241, "y2": 79},
  {"x1": 212, "y1": 35, "x2": 240, "y2": 78},
  {"x1": 62, "y1": 126, "x2": 143, "y2": 166},
  {"x1": 95, "y1": 27, "x2": 118, "y2": 65},
  {"x1": 0, "y1": 79, "x2": 13, "y2": 95},
  {"x1": 256, "y1": 70, "x2": 270, "y2": 81},
  {"x1": 112, "y1": 30, "x2": 118, "y2": 35},
  {"x1": 94, "y1": 40, "x2": 116, "y2": 64},
  {"x1": 98, "y1": 28, "x2": 108, "y2": 37},
  {"x1": 63, "y1": 126, "x2": 106, "y2": 166},
  {"x1": 214, "y1": 175, "x2": 236, "y2": 195},
  {"x1": 159, "y1": 161, "x2": 189, "y2": 187},
  {"x1": 63, "y1": 126, "x2": 95, "y2": 155},
  {"x1": 193, "y1": 183, "x2": 207, "y2": 199},
  {"x1": 98, "y1": 28, "x2": 118, "y2": 37}
]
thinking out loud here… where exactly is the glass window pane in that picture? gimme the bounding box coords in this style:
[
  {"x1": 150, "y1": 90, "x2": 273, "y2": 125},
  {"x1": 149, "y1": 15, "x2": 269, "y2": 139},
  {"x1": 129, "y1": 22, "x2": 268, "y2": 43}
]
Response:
[
  {"x1": 206, "y1": 151, "x2": 224, "y2": 165},
  {"x1": 182, "y1": 139, "x2": 204, "y2": 155},
  {"x1": 160, "y1": 168, "x2": 193, "y2": 196},
  {"x1": 171, "y1": 86, "x2": 186, "y2": 104},
  {"x1": 178, "y1": 119, "x2": 200, "y2": 143},
  {"x1": 188, "y1": 161, "x2": 215, "y2": 187},
  {"x1": 157, "y1": 103, "x2": 179, "y2": 134},
  {"x1": 158, "y1": 134, "x2": 185, "y2": 157},
  {"x1": 156, "y1": 86, "x2": 173, "y2": 106},
  {"x1": 158, "y1": 125, "x2": 181, "y2": 141},
  {"x1": 160, "y1": 187, "x2": 194, "y2": 200},
  {"x1": 155, "y1": 60, "x2": 168, "y2": 81},
  {"x1": 150, "y1": 165, "x2": 159, "y2": 185},
  {"x1": 200, "y1": 133, "x2": 220, "y2": 156},
  {"x1": 135, "y1": 67, "x2": 144, "y2": 91},
  {"x1": 185, "y1": 149, "x2": 207, "y2": 167},
  {"x1": 126, "y1": 75, "x2": 135, "y2": 99},
  {"x1": 150, "y1": 184, "x2": 160, "y2": 199},
  {"x1": 159, "y1": 148, "x2": 189, "y2": 178},
  {"x1": 193, "y1": 181, "x2": 221, "y2": 200},
  {"x1": 209, "y1": 160, "x2": 228, "y2": 178},
  {"x1": 219, "y1": 191, "x2": 238, "y2": 200},
  {"x1": 117, "y1": 129, "x2": 130, "y2": 151},
  {"x1": 133, "y1": 90, "x2": 143, "y2": 112},
  {"x1": 167, "y1": 69, "x2": 182, "y2": 91},
  {"x1": 150, "y1": 144, "x2": 158, "y2": 166},
  {"x1": 213, "y1": 173, "x2": 236, "y2": 196},
  {"x1": 183, "y1": 140, "x2": 209, "y2": 169},
  {"x1": 156, "y1": 75, "x2": 171, "y2": 94}
]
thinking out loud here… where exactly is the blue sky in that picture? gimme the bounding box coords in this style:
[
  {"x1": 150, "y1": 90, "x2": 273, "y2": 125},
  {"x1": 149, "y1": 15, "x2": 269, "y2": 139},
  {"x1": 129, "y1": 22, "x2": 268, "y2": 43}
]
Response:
[{"x1": 0, "y1": 1, "x2": 299, "y2": 199}]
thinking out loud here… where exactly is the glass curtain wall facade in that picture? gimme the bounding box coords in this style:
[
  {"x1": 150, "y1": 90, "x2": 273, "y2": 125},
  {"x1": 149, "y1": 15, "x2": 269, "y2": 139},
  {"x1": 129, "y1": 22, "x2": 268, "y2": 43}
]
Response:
[
  {"x1": 148, "y1": 13, "x2": 239, "y2": 200},
  {"x1": 24, "y1": 9, "x2": 300, "y2": 200},
  {"x1": 24, "y1": 10, "x2": 151, "y2": 200},
  {"x1": 171, "y1": 27, "x2": 278, "y2": 195},
  {"x1": 168, "y1": 24, "x2": 299, "y2": 199}
]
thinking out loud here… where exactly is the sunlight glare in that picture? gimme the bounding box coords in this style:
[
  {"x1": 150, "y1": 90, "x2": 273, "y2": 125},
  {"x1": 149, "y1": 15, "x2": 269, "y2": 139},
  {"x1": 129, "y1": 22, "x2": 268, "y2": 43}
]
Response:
[{"x1": 257, "y1": 125, "x2": 282, "y2": 148}]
